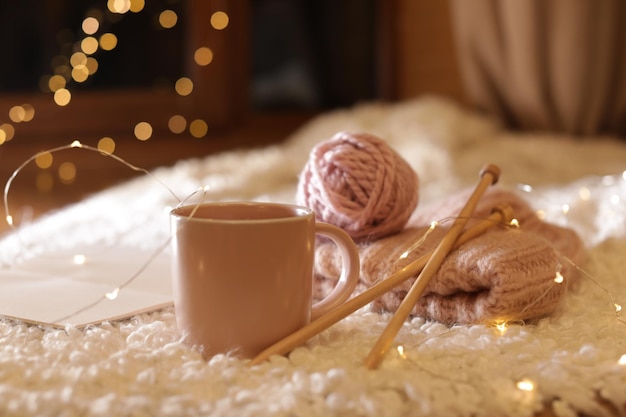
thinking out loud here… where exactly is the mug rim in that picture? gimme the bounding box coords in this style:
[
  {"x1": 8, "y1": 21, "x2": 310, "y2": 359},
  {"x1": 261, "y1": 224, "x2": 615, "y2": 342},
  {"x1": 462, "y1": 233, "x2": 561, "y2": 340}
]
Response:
[{"x1": 170, "y1": 201, "x2": 314, "y2": 224}]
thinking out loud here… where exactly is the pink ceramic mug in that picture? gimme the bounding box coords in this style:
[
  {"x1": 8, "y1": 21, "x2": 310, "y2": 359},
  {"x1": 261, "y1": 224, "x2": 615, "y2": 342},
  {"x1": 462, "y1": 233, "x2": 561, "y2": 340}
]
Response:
[{"x1": 170, "y1": 201, "x2": 360, "y2": 359}]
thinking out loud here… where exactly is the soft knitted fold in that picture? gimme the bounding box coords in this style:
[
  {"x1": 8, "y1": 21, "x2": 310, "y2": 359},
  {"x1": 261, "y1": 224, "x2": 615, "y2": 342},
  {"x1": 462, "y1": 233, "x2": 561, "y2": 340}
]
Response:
[{"x1": 312, "y1": 187, "x2": 585, "y2": 324}]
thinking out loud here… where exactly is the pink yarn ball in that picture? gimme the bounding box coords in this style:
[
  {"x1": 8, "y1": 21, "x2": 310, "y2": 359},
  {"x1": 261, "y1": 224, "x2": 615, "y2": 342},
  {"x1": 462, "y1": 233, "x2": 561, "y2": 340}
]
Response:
[{"x1": 296, "y1": 131, "x2": 419, "y2": 241}]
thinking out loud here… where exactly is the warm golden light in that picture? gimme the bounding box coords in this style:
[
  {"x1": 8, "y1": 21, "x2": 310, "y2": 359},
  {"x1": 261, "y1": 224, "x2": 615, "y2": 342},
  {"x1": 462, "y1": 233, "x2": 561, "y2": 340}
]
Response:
[
  {"x1": 175, "y1": 77, "x2": 193, "y2": 96},
  {"x1": 516, "y1": 378, "x2": 535, "y2": 392},
  {"x1": 168, "y1": 115, "x2": 187, "y2": 134},
  {"x1": 22, "y1": 104, "x2": 35, "y2": 122},
  {"x1": 189, "y1": 119, "x2": 208, "y2": 138},
  {"x1": 108, "y1": 0, "x2": 131, "y2": 14},
  {"x1": 159, "y1": 10, "x2": 178, "y2": 29},
  {"x1": 70, "y1": 52, "x2": 88, "y2": 67},
  {"x1": 0, "y1": 130, "x2": 6, "y2": 146},
  {"x1": 0, "y1": 123, "x2": 15, "y2": 142},
  {"x1": 36, "y1": 172, "x2": 54, "y2": 193},
  {"x1": 54, "y1": 89, "x2": 72, "y2": 106},
  {"x1": 9, "y1": 104, "x2": 35, "y2": 123},
  {"x1": 99, "y1": 33, "x2": 118, "y2": 51},
  {"x1": 210, "y1": 11, "x2": 229, "y2": 30},
  {"x1": 86, "y1": 57, "x2": 99, "y2": 75},
  {"x1": 98, "y1": 137, "x2": 116, "y2": 154},
  {"x1": 81, "y1": 37, "x2": 99, "y2": 55},
  {"x1": 396, "y1": 345, "x2": 406, "y2": 359},
  {"x1": 8, "y1": 106, "x2": 25, "y2": 123},
  {"x1": 48, "y1": 75, "x2": 67, "y2": 92},
  {"x1": 82, "y1": 17, "x2": 100, "y2": 35},
  {"x1": 619, "y1": 354, "x2": 626, "y2": 366},
  {"x1": 554, "y1": 271, "x2": 564, "y2": 283},
  {"x1": 495, "y1": 322, "x2": 508, "y2": 334},
  {"x1": 509, "y1": 218, "x2": 520, "y2": 228},
  {"x1": 134, "y1": 122, "x2": 153, "y2": 141},
  {"x1": 72, "y1": 66, "x2": 89, "y2": 83},
  {"x1": 35, "y1": 151, "x2": 53, "y2": 169},
  {"x1": 58, "y1": 162, "x2": 77, "y2": 184},
  {"x1": 129, "y1": 0, "x2": 145, "y2": 12},
  {"x1": 194, "y1": 47, "x2": 214, "y2": 66}
]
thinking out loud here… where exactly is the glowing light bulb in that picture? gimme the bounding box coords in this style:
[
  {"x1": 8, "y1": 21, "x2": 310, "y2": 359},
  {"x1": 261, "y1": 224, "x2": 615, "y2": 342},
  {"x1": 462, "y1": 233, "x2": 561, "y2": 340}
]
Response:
[
  {"x1": 396, "y1": 345, "x2": 406, "y2": 359},
  {"x1": 554, "y1": 271, "x2": 564, "y2": 284},
  {"x1": 562, "y1": 204, "x2": 570, "y2": 215},
  {"x1": 516, "y1": 378, "x2": 535, "y2": 392},
  {"x1": 618, "y1": 354, "x2": 626, "y2": 366},
  {"x1": 495, "y1": 322, "x2": 508, "y2": 335},
  {"x1": 509, "y1": 218, "x2": 520, "y2": 228},
  {"x1": 615, "y1": 303, "x2": 622, "y2": 313},
  {"x1": 578, "y1": 187, "x2": 591, "y2": 201},
  {"x1": 105, "y1": 288, "x2": 120, "y2": 300},
  {"x1": 73, "y1": 254, "x2": 86, "y2": 265},
  {"x1": 70, "y1": 140, "x2": 82, "y2": 148},
  {"x1": 6, "y1": 215, "x2": 13, "y2": 226}
]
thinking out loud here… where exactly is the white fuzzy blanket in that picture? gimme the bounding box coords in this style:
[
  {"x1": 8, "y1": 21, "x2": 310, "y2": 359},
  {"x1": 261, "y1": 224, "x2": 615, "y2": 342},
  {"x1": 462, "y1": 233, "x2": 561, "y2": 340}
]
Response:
[{"x1": 1, "y1": 97, "x2": 626, "y2": 417}]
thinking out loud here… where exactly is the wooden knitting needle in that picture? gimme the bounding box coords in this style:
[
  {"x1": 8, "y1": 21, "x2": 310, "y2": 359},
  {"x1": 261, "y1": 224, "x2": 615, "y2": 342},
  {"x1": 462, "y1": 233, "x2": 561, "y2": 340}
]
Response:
[
  {"x1": 364, "y1": 164, "x2": 500, "y2": 369},
  {"x1": 248, "y1": 203, "x2": 510, "y2": 367}
]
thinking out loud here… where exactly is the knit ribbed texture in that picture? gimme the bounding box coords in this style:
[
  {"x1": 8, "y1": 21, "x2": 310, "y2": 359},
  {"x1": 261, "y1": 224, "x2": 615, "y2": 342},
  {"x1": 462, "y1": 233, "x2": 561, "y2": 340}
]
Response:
[{"x1": 313, "y1": 187, "x2": 585, "y2": 324}]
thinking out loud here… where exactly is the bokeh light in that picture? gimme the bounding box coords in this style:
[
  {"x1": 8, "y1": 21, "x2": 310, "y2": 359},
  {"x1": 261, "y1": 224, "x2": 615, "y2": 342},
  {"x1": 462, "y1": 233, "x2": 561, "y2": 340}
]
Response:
[
  {"x1": 86, "y1": 57, "x2": 99, "y2": 75},
  {"x1": 35, "y1": 151, "x2": 53, "y2": 169},
  {"x1": 168, "y1": 115, "x2": 186, "y2": 134},
  {"x1": 99, "y1": 33, "x2": 118, "y2": 51},
  {"x1": 175, "y1": 77, "x2": 193, "y2": 96},
  {"x1": 134, "y1": 122, "x2": 153, "y2": 141},
  {"x1": 58, "y1": 162, "x2": 77, "y2": 184},
  {"x1": 0, "y1": 124, "x2": 15, "y2": 142},
  {"x1": 129, "y1": 0, "x2": 145, "y2": 13},
  {"x1": 8, "y1": 105, "x2": 34, "y2": 123},
  {"x1": 54, "y1": 89, "x2": 72, "y2": 106},
  {"x1": 189, "y1": 119, "x2": 208, "y2": 138},
  {"x1": 159, "y1": 10, "x2": 178, "y2": 29},
  {"x1": 47, "y1": 75, "x2": 67, "y2": 92},
  {"x1": 70, "y1": 52, "x2": 87, "y2": 67},
  {"x1": 108, "y1": 0, "x2": 131, "y2": 14},
  {"x1": 81, "y1": 37, "x2": 99, "y2": 55},
  {"x1": 210, "y1": 11, "x2": 229, "y2": 30},
  {"x1": 194, "y1": 47, "x2": 213, "y2": 66},
  {"x1": 82, "y1": 17, "x2": 100, "y2": 35},
  {"x1": 98, "y1": 137, "x2": 116, "y2": 154}
]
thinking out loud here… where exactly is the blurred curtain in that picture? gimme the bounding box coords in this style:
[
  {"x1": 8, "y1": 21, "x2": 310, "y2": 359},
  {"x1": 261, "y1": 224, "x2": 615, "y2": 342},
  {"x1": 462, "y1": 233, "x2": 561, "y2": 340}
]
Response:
[{"x1": 450, "y1": 0, "x2": 626, "y2": 137}]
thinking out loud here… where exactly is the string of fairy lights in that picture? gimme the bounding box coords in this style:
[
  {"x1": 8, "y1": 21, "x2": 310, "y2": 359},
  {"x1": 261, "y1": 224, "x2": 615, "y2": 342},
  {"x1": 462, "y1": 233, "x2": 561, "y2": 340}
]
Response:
[
  {"x1": 0, "y1": 1, "x2": 625, "y2": 403},
  {"x1": 3, "y1": 142, "x2": 626, "y2": 398},
  {"x1": 0, "y1": 0, "x2": 228, "y2": 192}
]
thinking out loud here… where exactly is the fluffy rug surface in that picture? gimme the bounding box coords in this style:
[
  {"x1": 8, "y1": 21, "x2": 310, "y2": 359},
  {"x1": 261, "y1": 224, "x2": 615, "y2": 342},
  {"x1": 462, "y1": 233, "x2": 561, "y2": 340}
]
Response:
[{"x1": 1, "y1": 97, "x2": 626, "y2": 417}]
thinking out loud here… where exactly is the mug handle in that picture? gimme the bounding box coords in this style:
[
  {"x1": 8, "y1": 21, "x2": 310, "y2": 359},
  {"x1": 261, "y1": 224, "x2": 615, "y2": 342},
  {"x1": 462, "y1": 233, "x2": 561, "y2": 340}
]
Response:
[{"x1": 310, "y1": 222, "x2": 360, "y2": 320}]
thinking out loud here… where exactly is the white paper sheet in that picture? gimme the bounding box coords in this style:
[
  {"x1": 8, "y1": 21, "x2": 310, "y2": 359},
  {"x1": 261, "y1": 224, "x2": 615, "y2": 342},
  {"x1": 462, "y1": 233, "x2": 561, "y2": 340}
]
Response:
[{"x1": 0, "y1": 245, "x2": 173, "y2": 328}]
